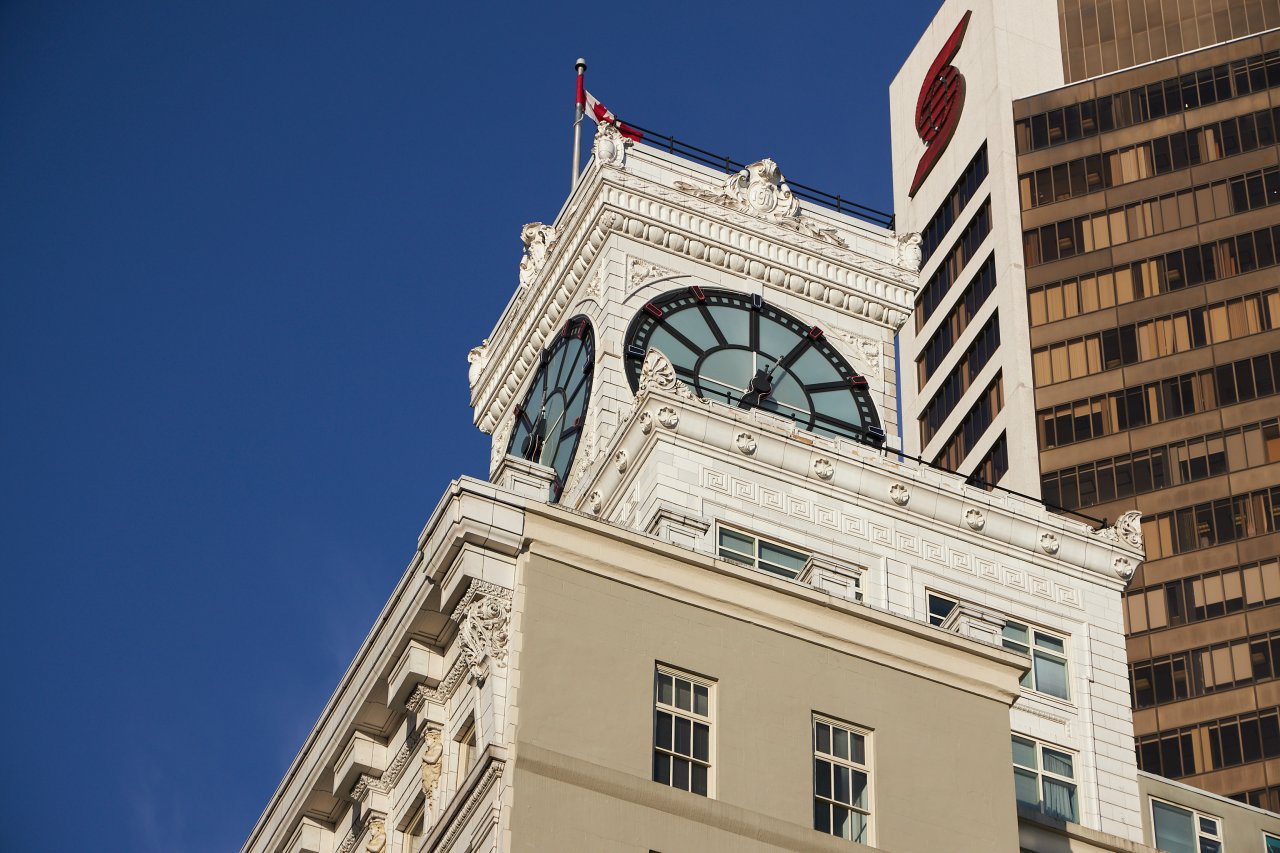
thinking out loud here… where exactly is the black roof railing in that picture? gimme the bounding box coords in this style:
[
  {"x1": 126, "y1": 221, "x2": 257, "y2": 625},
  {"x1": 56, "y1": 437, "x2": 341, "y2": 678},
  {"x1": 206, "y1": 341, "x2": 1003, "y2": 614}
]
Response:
[{"x1": 624, "y1": 121, "x2": 896, "y2": 230}]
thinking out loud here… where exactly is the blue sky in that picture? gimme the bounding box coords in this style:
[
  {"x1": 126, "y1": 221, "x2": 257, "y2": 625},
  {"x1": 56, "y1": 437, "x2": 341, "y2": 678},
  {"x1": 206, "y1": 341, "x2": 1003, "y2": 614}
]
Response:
[{"x1": 0, "y1": 2, "x2": 941, "y2": 849}]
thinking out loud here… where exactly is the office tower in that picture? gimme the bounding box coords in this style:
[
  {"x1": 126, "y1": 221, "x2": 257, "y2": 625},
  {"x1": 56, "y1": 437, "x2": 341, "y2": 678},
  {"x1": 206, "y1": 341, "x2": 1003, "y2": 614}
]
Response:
[{"x1": 892, "y1": 0, "x2": 1280, "y2": 807}]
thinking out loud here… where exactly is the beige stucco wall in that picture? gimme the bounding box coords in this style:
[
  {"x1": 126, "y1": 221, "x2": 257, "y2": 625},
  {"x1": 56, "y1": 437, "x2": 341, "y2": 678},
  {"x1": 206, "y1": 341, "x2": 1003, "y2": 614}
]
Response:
[
  {"x1": 1138, "y1": 772, "x2": 1280, "y2": 850},
  {"x1": 507, "y1": 511, "x2": 1026, "y2": 852}
]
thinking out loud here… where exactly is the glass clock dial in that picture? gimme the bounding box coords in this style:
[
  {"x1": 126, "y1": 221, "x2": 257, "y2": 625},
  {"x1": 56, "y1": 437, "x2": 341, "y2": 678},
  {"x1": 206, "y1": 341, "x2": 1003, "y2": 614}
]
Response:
[
  {"x1": 623, "y1": 288, "x2": 884, "y2": 446},
  {"x1": 507, "y1": 315, "x2": 595, "y2": 501}
]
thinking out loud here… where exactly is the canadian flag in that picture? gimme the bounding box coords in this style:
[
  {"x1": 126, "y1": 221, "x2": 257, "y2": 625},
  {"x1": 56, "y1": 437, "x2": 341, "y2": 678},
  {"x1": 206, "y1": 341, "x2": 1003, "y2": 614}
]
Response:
[{"x1": 576, "y1": 77, "x2": 643, "y2": 141}]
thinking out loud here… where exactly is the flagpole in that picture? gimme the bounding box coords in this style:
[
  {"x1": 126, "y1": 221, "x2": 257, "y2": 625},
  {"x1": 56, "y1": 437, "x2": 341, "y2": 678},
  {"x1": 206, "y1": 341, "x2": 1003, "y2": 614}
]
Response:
[{"x1": 572, "y1": 57, "x2": 586, "y2": 188}]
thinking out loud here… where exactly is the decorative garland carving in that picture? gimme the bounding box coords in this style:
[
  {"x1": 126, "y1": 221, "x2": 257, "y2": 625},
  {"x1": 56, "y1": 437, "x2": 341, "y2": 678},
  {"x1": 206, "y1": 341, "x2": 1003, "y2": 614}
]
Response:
[
  {"x1": 629, "y1": 256, "x2": 677, "y2": 289},
  {"x1": 406, "y1": 655, "x2": 469, "y2": 712},
  {"x1": 437, "y1": 759, "x2": 506, "y2": 852},
  {"x1": 450, "y1": 581, "x2": 513, "y2": 682},
  {"x1": 350, "y1": 774, "x2": 390, "y2": 802},
  {"x1": 829, "y1": 328, "x2": 884, "y2": 379},
  {"x1": 674, "y1": 159, "x2": 848, "y2": 249}
]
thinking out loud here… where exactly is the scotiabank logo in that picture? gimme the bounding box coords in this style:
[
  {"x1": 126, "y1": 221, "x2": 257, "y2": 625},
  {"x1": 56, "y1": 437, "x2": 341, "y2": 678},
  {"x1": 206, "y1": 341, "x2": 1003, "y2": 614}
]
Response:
[{"x1": 908, "y1": 10, "x2": 972, "y2": 198}]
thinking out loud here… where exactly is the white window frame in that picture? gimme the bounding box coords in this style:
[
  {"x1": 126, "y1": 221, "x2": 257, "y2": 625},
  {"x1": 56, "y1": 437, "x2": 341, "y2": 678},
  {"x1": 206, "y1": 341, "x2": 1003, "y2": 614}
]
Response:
[
  {"x1": 652, "y1": 664, "x2": 714, "y2": 797},
  {"x1": 1149, "y1": 797, "x2": 1222, "y2": 853},
  {"x1": 716, "y1": 524, "x2": 808, "y2": 579},
  {"x1": 1012, "y1": 734, "x2": 1078, "y2": 823},
  {"x1": 1002, "y1": 619, "x2": 1071, "y2": 701},
  {"x1": 1265, "y1": 830, "x2": 1280, "y2": 852},
  {"x1": 812, "y1": 714, "x2": 872, "y2": 845}
]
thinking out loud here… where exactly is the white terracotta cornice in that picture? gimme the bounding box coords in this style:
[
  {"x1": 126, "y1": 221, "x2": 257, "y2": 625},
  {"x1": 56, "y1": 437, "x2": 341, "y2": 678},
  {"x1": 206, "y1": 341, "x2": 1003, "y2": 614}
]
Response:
[
  {"x1": 469, "y1": 148, "x2": 919, "y2": 436},
  {"x1": 571, "y1": 376, "x2": 1144, "y2": 589}
]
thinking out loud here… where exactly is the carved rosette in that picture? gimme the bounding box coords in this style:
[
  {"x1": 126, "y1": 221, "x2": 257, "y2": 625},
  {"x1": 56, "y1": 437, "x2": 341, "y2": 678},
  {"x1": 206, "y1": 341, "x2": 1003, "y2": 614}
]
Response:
[
  {"x1": 451, "y1": 582, "x2": 513, "y2": 682},
  {"x1": 1039, "y1": 533, "x2": 1060, "y2": 555},
  {"x1": 1113, "y1": 557, "x2": 1136, "y2": 580},
  {"x1": 587, "y1": 490, "x2": 603, "y2": 515},
  {"x1": 638, "y1": 411, "x2": 654, "y2": 434},
  {"x1": 735, "y1": 432, "x2": 758, "y2": 455},
  {"x1": 889, "y1": 483, "x2": 910, "y2": 506},
  {"x1": 964, "y1": 508, "x2": 986, "y2": 531},
  {"x1": 613, "y1": 449, "x2": 629, "y2": 473},
  {"x1": 656, "y1": 406, "x2": 679, "y2": 429},
  {"x1": 813, "y1": 458, "x2": 834, "y2": 481}
]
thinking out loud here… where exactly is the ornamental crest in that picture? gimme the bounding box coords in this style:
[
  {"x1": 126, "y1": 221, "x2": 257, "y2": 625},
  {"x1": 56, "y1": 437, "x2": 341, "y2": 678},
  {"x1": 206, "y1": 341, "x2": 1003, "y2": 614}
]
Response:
[
  {"x1": 1095, "y1": 510, "x2": 1144, "y2": 550},
  {"x1": 451, "y1": 582, "x2": 513, "y2": 681},
  {"x1": 674, "y1": 159, "x2": 848, "y2": 248},
  {"x1": 634, "y1": 348, "x2": 698, "y2": 408}
]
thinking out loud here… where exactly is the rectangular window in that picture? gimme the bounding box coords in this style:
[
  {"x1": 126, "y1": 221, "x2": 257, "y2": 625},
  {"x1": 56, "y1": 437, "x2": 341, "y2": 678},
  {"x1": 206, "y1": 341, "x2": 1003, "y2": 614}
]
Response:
[
  {"x1": 1150, "y1": 799, "x2": 1221, "y2": 853},
  {"x1": 1003, "y1": 621, "x2": 1070, "y2": 700},
  {"x1": 927, "y1": 592, "x2": 958, "y2": 626},
  {"x1": 1012, "y1": 736, "x2": 1078, "y2": 822},
  {"x1": 1265, "y1": 831, "x2": 1280, "y2": 853},
  {"x1": 717, "y1": 526, "x2": 808, "y2": 579},
  {"x1": 653, "y1": 666, "x2": 712, "y2": 796},
  {"x1": 813, "y1": 716, "x2": 871, "y2": 843}
]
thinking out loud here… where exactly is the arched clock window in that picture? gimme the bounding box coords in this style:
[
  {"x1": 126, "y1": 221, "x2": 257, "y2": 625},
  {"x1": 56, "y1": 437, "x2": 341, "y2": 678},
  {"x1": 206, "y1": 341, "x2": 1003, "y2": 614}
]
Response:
[
  {"x1": 623, "y1": 288, "x2": 884, "y2": 446},
  {"x1": 507, "y1": 315, "x2": 595, "y2": 501}
]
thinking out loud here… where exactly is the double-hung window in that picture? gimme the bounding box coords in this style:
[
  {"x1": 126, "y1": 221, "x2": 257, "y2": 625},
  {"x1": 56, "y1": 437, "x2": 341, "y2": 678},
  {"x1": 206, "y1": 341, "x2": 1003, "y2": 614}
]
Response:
[
  {"x1": 813, "y1": 716, "x2": 871, "y2": 843},
  {"x1": 1149, "y1": 798, "x2": 1221, "y2": 853},
  {"x1": 1012, "y1": 735, "x2": 1078, "y2": 822},
  {"x1": 653, "y1": 666, "x2": 712, "y2": 796},
  {"x1": 717, "y1": 526, "x2": 808, "y2": 579},
  {"x1": 1003, "y1": 621, "x2": 1070, "y2": 700}
]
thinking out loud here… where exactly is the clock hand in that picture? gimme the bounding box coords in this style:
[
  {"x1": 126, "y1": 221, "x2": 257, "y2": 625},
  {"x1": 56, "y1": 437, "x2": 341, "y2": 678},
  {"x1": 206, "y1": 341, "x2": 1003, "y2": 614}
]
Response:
[{"x1": 537, "y1": 409, "x2": 568, "y2": 464}]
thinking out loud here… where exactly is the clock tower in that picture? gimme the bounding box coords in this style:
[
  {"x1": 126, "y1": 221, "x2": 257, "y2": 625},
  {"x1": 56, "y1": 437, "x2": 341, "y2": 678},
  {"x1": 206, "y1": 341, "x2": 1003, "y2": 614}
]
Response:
[
  {"x1": 245, "y1": 119, "x2": 1162, "y2": 853},
  {"x1": 469, "y1": 123, "x2": 920, "y2": 535}
]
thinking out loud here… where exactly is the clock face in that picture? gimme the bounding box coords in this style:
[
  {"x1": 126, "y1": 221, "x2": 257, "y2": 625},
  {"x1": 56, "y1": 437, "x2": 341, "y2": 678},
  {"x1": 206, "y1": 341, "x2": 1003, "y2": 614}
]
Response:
[
  {"x1": 507, "y1": 316, "x2": 595, "y2": 501},
  {"x1": 623, "y1": 287, "x2": 884, "y2": 446}
]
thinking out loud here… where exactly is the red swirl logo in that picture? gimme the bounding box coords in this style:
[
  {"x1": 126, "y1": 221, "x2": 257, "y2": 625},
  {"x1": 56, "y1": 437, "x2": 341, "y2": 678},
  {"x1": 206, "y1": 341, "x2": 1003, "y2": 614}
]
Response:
[{"x1": 909, "y1": 10, "x2": 971, "y2": 198}]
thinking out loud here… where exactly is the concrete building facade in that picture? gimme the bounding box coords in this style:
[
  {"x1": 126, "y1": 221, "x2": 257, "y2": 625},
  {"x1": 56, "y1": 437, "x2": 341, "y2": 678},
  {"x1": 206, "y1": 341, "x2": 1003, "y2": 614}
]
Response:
[{"x1": 892, "y1": 0, "x2": 1280, "y2": 811}]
